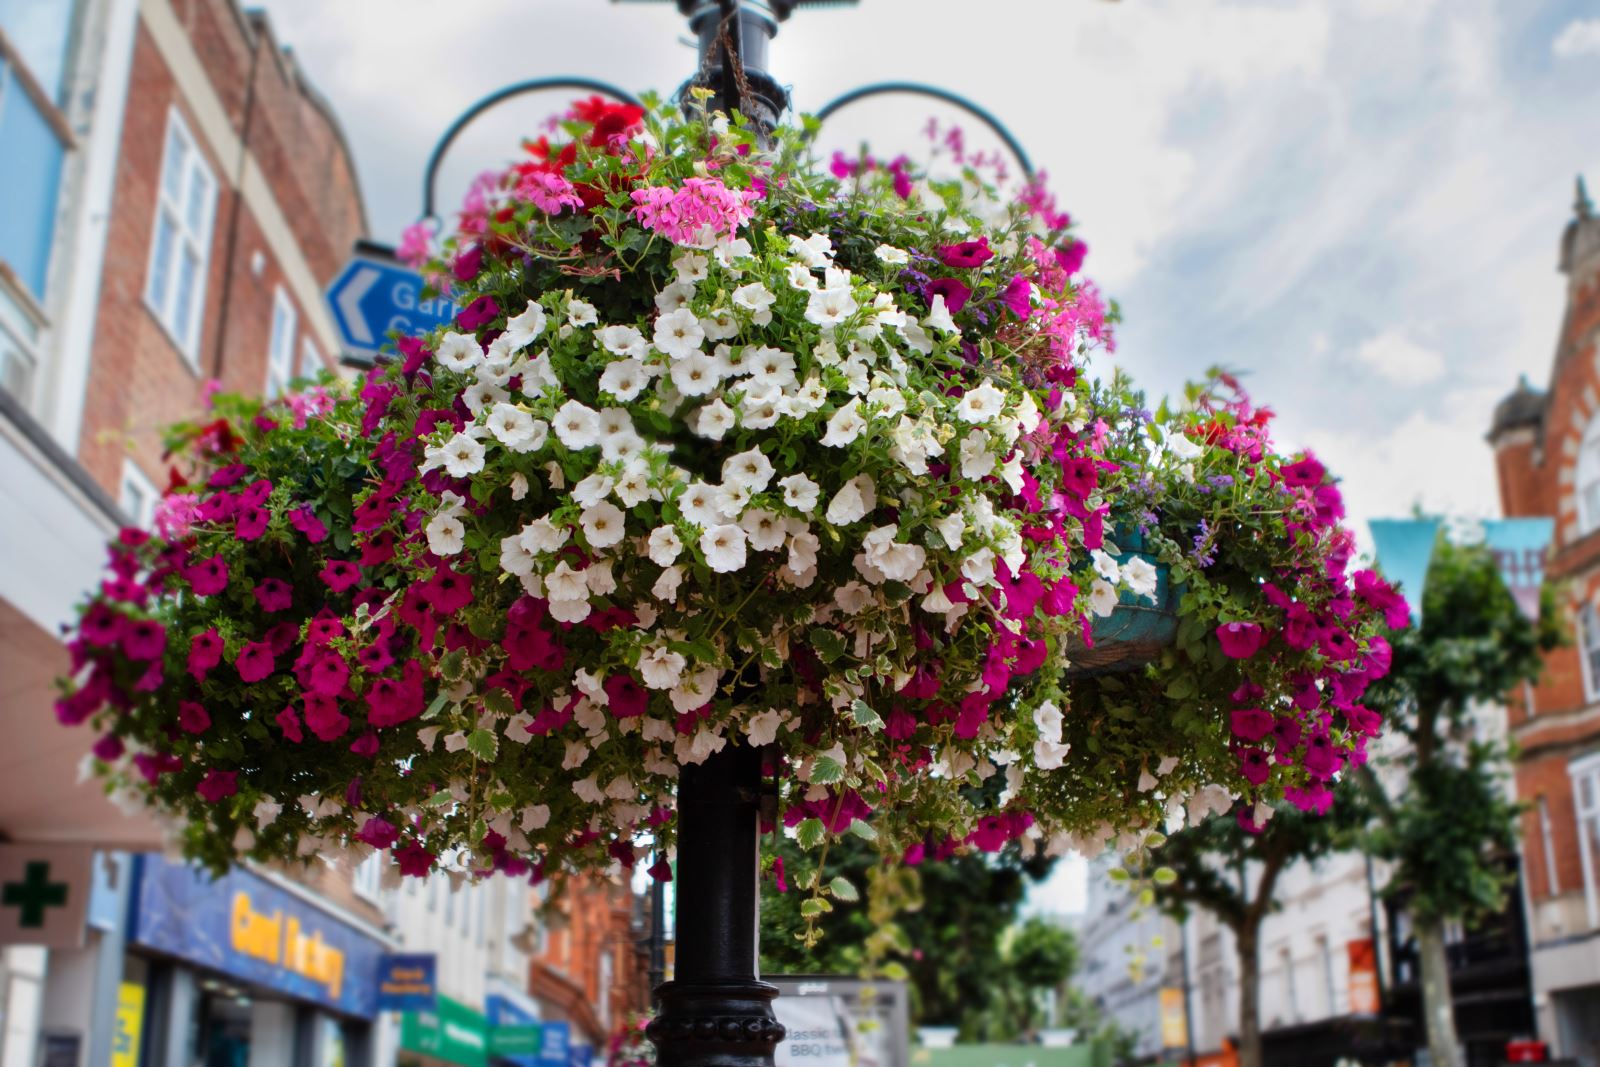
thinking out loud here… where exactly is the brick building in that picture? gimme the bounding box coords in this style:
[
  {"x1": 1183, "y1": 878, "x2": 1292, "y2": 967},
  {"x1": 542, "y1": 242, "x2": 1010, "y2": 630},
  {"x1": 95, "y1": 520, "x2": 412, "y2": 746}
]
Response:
[
  {"x1": 528, "y1": 873, "x2": 653, "y2": 1058},
  {"x1": 1487, "y1": 178, "x2": 1600, "y2": 1063},
  {"x1": 0, "y1": 1, "x2": 384, "y2": 1063}
]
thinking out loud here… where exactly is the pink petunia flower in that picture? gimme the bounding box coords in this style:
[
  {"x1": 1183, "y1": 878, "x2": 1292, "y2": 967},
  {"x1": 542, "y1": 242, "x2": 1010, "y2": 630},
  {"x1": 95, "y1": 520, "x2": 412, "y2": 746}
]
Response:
[
  {"x1": 235, "y1": 640, "x2": 276, "y2": 683},
  {"x1": 1215, "y1": 621, "x2": 1265, "y2": 659},
  {"x1": 177, "y1": 701, "x2": 211, "y2": 734},
  {"x1": 197, "y1": 770, "x2": 239, "y2": 803}
]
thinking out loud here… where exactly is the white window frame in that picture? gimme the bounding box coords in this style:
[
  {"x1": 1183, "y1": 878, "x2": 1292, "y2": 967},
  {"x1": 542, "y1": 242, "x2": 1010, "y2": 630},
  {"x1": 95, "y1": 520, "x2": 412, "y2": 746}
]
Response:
[
  {"x1": 352, "y1": 851, "x2": 385, "y2": 905},
  {"x1": 143, "y1": 108, "x2": 216, "y2": 367},
  {"x1": 118, "y1": 459, "x2": 159, "y2": 529},
  {"x1": 266, "y1": 287, "x2": 296, "y2": 398},
  {"x1": 1580, "y1": 414, "x2": 1600, "y2": 536},
  {"x1": 1579, "y1": 601, "x2": 1600, "y2": 704},
  {"x1": 299, "y1": 335, "x2": 323, "y2": 381},
  {"x1": 0, "y1": 272, "x2": 44, "y2": 408},
  {"x1": 1571, "y1": 752, "x2": 1600, "y2": 930}
]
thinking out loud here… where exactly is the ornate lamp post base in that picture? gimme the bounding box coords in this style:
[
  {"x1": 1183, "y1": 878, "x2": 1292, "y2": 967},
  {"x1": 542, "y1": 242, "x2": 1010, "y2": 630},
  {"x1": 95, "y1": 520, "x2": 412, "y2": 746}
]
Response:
[{"x1": 647, "y1": 742, "x2": 785, "y2": 1066}]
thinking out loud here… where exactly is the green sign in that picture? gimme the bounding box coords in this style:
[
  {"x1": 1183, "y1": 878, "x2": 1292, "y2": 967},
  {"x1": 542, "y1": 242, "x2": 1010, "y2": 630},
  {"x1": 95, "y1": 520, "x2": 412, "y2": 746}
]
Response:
[
  {"x1": 3, "y1": 862, "x2": 69, "y2": 928},
  {"x1": 401, "y1": 995, "x2": 488, "y2": 1067},
  {"x1": 487, "y1": 1025, "x2": 542, "y2": 1056}
]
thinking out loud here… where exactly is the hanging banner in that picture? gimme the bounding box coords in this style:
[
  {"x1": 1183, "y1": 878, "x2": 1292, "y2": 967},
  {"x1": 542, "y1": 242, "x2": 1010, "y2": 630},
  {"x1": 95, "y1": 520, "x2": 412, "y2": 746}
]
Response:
[
  {"x1": 1481, "y1": 518, "x2": 1554, "y2": 622},
  {"x1": 1368, "y1": 518, "x2": 1441, "y2": 625},
  {"x1": 377, "y1": 953, "x2": 437, "y2": 1012},
  {"x1": 1348, "y1": 938, "x2": 1379, "y2": 1015},
  {"x1": 1159, "y1": 987, "x2": 1188, "y2": 1049}
]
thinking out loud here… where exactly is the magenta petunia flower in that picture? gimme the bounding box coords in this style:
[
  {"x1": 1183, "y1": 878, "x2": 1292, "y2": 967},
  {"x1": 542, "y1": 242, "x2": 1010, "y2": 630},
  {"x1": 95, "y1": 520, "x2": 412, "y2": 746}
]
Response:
[
  {"x1": 423, "y1": 566, "x2": 474, "y2": 614},
  {"x1": 356, "y1": 815, "x2": 399, "y2": 850},
  {"x1": 133, "y1": 751, "x2": 182, "y2": 784},
  {"x1": 320, "y1": 560, "x2": 362, "y2": 593},
  {"x1": 306, "y1": 614, "x2": 345, "y2": 647},
  {"x1": 235, "y1": 505, "x2": 269, "y2": 541},
  {"x1": 235, "y1": 640, "x2": 276, "y2": 683},
  {"x1": 92, "y1": 734, "x2": 124, "y2": 761},
  {"x1": 349, "y1": 732, "x2": 380, "y2": 759},
  {"x1": 1238, "y1": 747, "x2": 1271, "y2": 786},
  {"x1": 253, "y1": 578, "x2": 293, "y2": 613},
  {"x1": 1280, "y1": 454, "x2": 1327, "y2": 488},
  {"x1": 177, "y1": 700, "x2": 211, "y2": 734},
  {"x1": 306, "y1": 652, "x2": 350, "y2": 698},
  {"x1": 393, "y1": 841, "x2": 436, "y2": 878},
  {"x1": 648, "y1": 855, "x2": 673, "y2": 884},
  {"x1": 1229, "y1": 708, "x2": 1273, "y2": 743},
  {"x1": 603, "y1": 674, "x2": 648, "y2": 719},
  {"x1": 186, "y1": 555, "x2": 229, "y2": 596},
  {"x1": 121, "y1": 619, "x2": 167, "y2": 662},
  {"x1": 288, "y1": 507, "x2": 328, "y2": 543},
  {"x1": 303, "y1": 694, "x2": 350, "y2": 742},
  {"x1": 275, "y1": 704, "x2": 304, "y2": 743},
  {"x1": 196, "y1": 770, "x2": 238, "y2": 803},
  {"x1": 1215, "y1": 621, "x2": 1265, "y2": 659},
  {"x1": 1001, "y1": 274, "x2": 1032, "y2": 318},
  {"x1": 938, "y1": 237, "x2": 993, "y2": 269},
  {"x1": 926, "y1": 277, "x2": 972, "y2": 313},
  {"x1": 452, "y1": 244, "x2": 483, "y2": 282},
  {"x1": 81, "y1": 603, "x2": 126, "y2": 647}
]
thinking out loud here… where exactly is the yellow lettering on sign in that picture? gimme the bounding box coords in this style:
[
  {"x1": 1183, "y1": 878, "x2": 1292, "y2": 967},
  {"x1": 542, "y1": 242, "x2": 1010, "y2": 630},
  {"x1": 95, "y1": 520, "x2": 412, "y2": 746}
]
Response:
[
  {"x1": 230, "y1": 892, "x2": 282, "y2": 964},
  {"x1": 284, "y1": 915, "x2": 346, "y2": 999}
]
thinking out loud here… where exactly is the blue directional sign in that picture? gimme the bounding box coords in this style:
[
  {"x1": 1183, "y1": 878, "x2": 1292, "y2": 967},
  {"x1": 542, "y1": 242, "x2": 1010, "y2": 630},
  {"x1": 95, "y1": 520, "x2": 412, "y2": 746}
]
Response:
[{"x1": 326, "y1": 250, "x2": 455, "y2": 362}]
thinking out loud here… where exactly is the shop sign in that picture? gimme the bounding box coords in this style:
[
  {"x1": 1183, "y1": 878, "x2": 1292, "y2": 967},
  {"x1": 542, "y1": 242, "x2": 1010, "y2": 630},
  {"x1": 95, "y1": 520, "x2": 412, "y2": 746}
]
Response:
[
  {"x1": 111, "y1": 982, "x2": 145, "y2": 1067},
  {"x1": 486, "y1": 994, "x2": 542, "y2": 1066},
  {"x1": 128, "y1": 855, "x2": 386, "y2": 1018},
  {"x1": 567, "y1": 1045, "x2": 592, "y2": 1067},
  {"x1": 0, "y1": 845, "x2": 92, "y2": 948},
  {"x1": 537, "y1": 1020, "x2": 570, "y2": 1067},
  {"x1": 401, "y1": 995, "x2": 489, "y2": 1067},
  {"x1": 1348, "y1": 938, "x2": 1380, "y2": 1015},
  {"x1": 1159, "y1": 987, "x2": 1188, "y2": 1049},
  {"x1": 377, "y1": 953, "x2": 437, "y2": 1012}
]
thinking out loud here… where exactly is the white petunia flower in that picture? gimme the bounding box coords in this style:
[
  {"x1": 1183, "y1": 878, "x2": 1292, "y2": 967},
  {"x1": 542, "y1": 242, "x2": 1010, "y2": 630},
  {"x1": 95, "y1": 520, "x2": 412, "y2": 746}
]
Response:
[
  {"x1": 439, "y1": 432, "x2": 486, "y2": 477},
  {"x1": 566, "y1": 298, "x2": 598, "y2": 327},
  {"x1": 788, "y1": 232, "x2": 834, "y2": 268},
  {"x1": 580, "y1": 501, "x2": 626, "y2": 548},
  {"x1": 1091, "y1": 549, "x2": 1121, "y2": 582},
  {"x1": 732, "y1": 282, "x2": 775, "y2": 324},
  {"x1": 784, "y1": 263, "x2": 818, "y2": 292},
  {"x1": 934, "y1": 511, "x2": 966, "y2": 550},
  {"x1": 825, "y1": 474, "x2": 875, "y2": 526},
  {"x1": 787, "y1": 529, "x2": 820, "y2": 574},
  {"x1": 1123, "y1": 557, "x2": 1159, "y2": 601},
  {"x1": 639, "y1": 644, "x2": 687, "y2": 690},
  {"x1": 562, "y1": 741, "x2": 590, "y2": 770},
  {"x1": 614, "y1": 462, "x2": 656, "y2": 507},
  {"x1": 834, "y1": 581, "x2": 872, "y2": 614},
  {"x1": 426, "y1": 511, "x2": 466, "y2": 556},
  {"x1": 486, "y1": 403, "x2": 548, "y2": 453},
  {"x1": 651, "y1": 565, "x2": 683, "y2": 603},
  {"x1": 599, "y1": 324, "x2": 649, "y2": 360},
  {"x1": 678, "y1": 482, "x2": 722, "y2": 528},
  {"x1": 745, "y1": 346, "x2": 797, "y2": 390},
  {"x1": 739, "y1": 509, "x2": 787, "y2": 552},
  {"x1": 861, "y1": 525, "x2": 927, "y2": 583},
  {"x1": 779, "y1": 474, "x2": 821, "y2": 512},
  {"x1": 647, "y1": 525, "x2": 684, "y2": 566},
  {"x1": 899, "y1": 320, "x2": 934, "y2": 356},
  {"x1": 820, "y1": 400, "x2": 867, "y2": 448},
  {"x1": 669, "y1": 352, "x2": 720, "y2": 396},
  {"x1": 655, "y1": 281, "x2": 696, "y2": 315},
  {"x1": 873, "y1": 243, "x2": 909, "y2": 265},
  {"x1": 572, "y1": 473, "x2": 615, "y2": 507},
  {"x1": 518, "y1": 516, "x2": 569, "y2": 555},
  {"x1": 957, "y1": 381, "x2": 1006, "y2": 423},
  {"x1": 673, "y1": 251, "x2": 710, "y2": 283},
  {"x1": 700, "y1": 523, "x2": 748, "y2": 573},
  {"x1": 694, "y1": 398, "x2": 736, "y2": 440},
  {"x1": 553, "y1": 400, "x2": 601, "y2": 449},
  {"x1": 1088, "y1": 579, "x2": 1119, "y2": 617},
  {"x1": 653, "y1": 307, "x2": 705, "y2": 359},
  {"x1": 959, "y1": 430, "x2": 996, "y2": 480},
  {"x1": 722, "y1": 448, "x2": 774, "y2": 492},
  {"x1": 499, "y1": 533, "x2": 537, "y2": 576},
  {"x1": 518, "y1": 350, "x2": 560, "y2": 395},
  {"x1": 1167, "y1": 433, "x2": 1205, "y2": 461},
  {"x1": 1034, "y1": 738, "x2": 1070, "y2": 770},
  {"x1": 572, "y1": 776, "x2": 605, "y2": 804},
  {"x1": 545, "y1": 560, "x2": 589, "y2": 602},
  {"x1": 435, "y1": 331, "x2": 483, "y2": 372},
  {"x1": 924, "y1": 294, "x2": 959, "y2": 335},
  {"x1": 700, "y1": 307, "x2": 739, "y2": 342},
  {"x1": 504, "y1": 301, "x2": 548, "y2": 349},
  {"x1": 1000, "y1": 452, "x2": 1025, "y2": 494},
  {"x1": 805, "y1": 285, "x2": 858, "y2": 329},
  {"x1": 745, "y1": 709, "x2": 784, "y2": 746},
  {"x1": 599, "y1": 358, "x2": 650, "y2": 401},
  {"x1": 1033, "y1": 699, "x2": 1064, "y2": 742}
]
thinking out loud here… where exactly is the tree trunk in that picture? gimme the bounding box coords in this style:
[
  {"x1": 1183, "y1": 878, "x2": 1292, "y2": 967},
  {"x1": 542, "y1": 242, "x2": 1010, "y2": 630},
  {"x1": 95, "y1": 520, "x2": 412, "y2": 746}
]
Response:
[
  {"x1": 1417, "y1": 918, "x2": 1464, "y2": 1067},
  {"x1": 1235, "y1": 920, "x2": 1262, "y2": 1067}
]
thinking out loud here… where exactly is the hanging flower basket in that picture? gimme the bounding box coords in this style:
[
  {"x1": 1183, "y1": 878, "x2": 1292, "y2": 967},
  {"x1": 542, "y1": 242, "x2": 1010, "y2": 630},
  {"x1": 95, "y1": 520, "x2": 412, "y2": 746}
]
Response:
[{"x1": 54, "y1": 98, "x2": 1405, "y2": 908}]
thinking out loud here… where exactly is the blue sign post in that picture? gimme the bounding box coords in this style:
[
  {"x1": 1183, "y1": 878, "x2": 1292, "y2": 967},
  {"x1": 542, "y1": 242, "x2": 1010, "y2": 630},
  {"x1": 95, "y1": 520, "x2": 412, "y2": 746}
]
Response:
[
  {"x1": 537, "y1": 1020, "x2": 569, "y2": 1067},
  {"x1": 326, "y1": 247, "x2": 455, "y2": 363}
]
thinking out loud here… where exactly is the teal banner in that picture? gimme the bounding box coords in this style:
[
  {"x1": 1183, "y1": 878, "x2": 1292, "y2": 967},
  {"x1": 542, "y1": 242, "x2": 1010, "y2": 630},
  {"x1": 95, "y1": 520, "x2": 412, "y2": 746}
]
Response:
[
  {"x1": 1481, "y1": 517, "x2": 1554, "y2": 621},
  {"x1": 1369, "y1": 518, "x2": 1441, "y2": 625}
]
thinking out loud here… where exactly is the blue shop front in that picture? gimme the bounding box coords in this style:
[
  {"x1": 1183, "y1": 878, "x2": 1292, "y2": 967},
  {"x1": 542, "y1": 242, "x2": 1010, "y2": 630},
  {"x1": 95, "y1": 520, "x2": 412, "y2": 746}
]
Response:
[{"x1": 121, "y1": 854, "x2": 391, "y2": 1067}]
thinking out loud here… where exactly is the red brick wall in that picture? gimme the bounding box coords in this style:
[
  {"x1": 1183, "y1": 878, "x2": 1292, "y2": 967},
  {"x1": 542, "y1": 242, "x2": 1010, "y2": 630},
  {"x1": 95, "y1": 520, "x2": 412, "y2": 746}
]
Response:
[{"x1": 77, "y1": 2, "x2": 364, "y2": 495}]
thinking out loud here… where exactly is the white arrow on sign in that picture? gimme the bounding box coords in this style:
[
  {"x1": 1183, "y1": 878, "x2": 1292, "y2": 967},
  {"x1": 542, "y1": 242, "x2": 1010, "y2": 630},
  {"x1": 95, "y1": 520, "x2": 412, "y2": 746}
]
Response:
[{"x1": 336, "y1": 266, "x2": 381, "y2": 346}]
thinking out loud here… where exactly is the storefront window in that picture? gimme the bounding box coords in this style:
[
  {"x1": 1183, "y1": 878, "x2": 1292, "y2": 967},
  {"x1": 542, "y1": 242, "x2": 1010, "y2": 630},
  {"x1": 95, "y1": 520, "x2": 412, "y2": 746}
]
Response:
[{"x1": 192, "y1": 982, "x2": 254, "y2": 1067}]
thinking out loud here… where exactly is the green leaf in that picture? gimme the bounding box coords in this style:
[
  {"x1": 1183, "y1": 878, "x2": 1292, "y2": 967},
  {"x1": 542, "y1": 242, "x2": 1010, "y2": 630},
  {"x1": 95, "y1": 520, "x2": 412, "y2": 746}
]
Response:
[
  {"x1": 423, "y1": 693, "x2": 451, "y2": 721},
  {"x1": 829, "y1": 876, "x2": 860, "y2": 902},
  {"x1": 1153, "y1": 867, "x2": 1179, "y2": 887},
  {"x1": 796, "y1": 817, "x2": 826, "y2": 850},
  {"x1": 846, "y1": 819, "x2": 877, "y2": 842},
  {"x1": 1164, "y1": 673, "x2": 1198, "y2": 700},
  {"x1": 810, "y1": 628, "x2": 846, "y2": 663},
  {"x1": 800, "y1": 897, "x2": 833, "y2": 918},
  {"x1": 850, "y1": 699, "x2": 884, "y2": 733},
  {"x1": 811, "y1": 754, "x2": 845, "y2": 785},
  {"x1": 483, "y1": 689, "x2": 516, "y2": 716},
  {"x1": 466, "y1": 729, "x2": 498, "y2": 762},
  {"x1": 878, "y1": 961, "x2": 910, "y2": 982}
]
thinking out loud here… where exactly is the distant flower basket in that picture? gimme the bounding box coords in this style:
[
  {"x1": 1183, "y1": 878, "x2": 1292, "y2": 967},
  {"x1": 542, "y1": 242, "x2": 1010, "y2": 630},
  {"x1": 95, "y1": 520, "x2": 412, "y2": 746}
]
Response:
[{"x1": 56, "y1": 95, "x2": 1403, "y2": 902}]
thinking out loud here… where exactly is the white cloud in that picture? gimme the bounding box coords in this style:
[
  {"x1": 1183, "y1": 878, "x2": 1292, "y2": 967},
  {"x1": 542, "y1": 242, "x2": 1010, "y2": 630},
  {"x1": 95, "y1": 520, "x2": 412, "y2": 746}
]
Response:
[
  {"x1": 1553, "y1": 18, "x2": 1600, "y2": 59},
  {"x1": 1354, "y1": 330, "x2": 1447, "y2": 387}
]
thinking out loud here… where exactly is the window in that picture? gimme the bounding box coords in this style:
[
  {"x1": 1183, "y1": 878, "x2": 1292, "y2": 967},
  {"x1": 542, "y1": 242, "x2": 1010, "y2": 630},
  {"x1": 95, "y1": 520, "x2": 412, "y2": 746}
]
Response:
[
  {"x1": 1539, "y1": 796, "x2": 1562, "y2": 896},
  {"x1": 299, "y1": 336, "x2": 322, "y2": 381},
  {"x1": 118, "y1": 460, "x2": 159, "y2": 529},
  {"x1": 1579, "y1": 603, "x2": 1600, "y2": 703},
  {"x1": 352, "y1": 852, "x2": 384, "y2": 904},
  {"x1": 144, "y1": 109, "x2": 215, "y2": 366},
  {"x1": 0, "y1": 47, "x2": 67, "y2": 300},
  {"x1": 1571, "y1": 754, "x2": 1600, "y2": 930},
  {"x1": 1579, "y1": 414, "x2": 1600, "y2": 536},
  {"x1": 0, "y1": 1, "x2": 79, "y2": 104},
  {"x1": 266, "y1": 288, "x2": 296, "y2": 398},
  {"x1": 0, "y1": 278, "x2": 40, "y2": 403}
]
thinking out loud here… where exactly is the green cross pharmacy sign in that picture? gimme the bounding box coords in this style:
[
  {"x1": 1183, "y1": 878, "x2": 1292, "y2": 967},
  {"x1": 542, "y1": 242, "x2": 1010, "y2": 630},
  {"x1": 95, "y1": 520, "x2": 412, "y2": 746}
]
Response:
[{"x1": 0, "y1": 846, "x2": 91, "y2": 948}]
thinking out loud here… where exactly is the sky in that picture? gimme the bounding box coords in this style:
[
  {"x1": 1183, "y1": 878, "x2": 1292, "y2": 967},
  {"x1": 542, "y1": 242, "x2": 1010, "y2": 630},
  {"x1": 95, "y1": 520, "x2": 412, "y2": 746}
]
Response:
[{"x1": 256, "y1": 0, "x2": 1600, "y2": 913}]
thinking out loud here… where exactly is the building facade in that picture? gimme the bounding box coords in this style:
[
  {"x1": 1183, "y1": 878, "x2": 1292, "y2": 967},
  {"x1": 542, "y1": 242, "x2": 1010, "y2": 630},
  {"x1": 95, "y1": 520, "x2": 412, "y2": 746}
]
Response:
[
  {"x1": 528, "y1": 873, "x2": 652, "y2": 1060},
  {"x1": 1488, "y1": 179, "x2": 1600, "y2": 1065},
  {"x1": 0, "y1": 0, "x2": 370, "y2": 1063}
]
